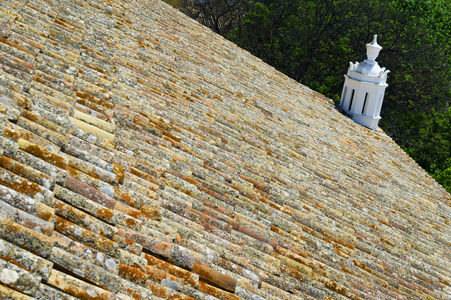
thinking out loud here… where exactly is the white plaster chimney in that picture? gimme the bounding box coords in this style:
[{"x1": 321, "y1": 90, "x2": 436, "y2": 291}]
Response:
[{"x1": 339, "y1": 35, "x2": 389, "y2": 130}]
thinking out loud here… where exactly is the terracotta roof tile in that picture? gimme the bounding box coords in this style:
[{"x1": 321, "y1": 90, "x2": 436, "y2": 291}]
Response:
[
  {"x1": 0, "y1": 38, "x2": 35, "y2": 64},
  {"x1": 50, "y1": 247, "x2": 123, "y2": 292},
  {"x1": 146, "y1": 280, "x2": 196, "y2": 300},
  {"x1": 63, "y1": 174, "x2": 116, "y2": 208},
  {"x1": 0, "y1": 174, "x2": 50, "y2": 208},
  {"x1": 35, "y1": 283, "x2": 79, "y2": 300},
  {"x1": 51, "y1": 231, "x2": 119, "y2": 271},
  {"x1": 47, "y1": 269, "x2": 130, "y2": 300},
  {"x1": 0, "y1": 258, "x2": 41, "y2": 296},
  {"x1": 8, "y1": 148, "x2": 54, "y2": 178},
  {"x1": 0, "y1": 198, "x2": 53, "y2": 235},
  {"x1": 0, "y1": 238, "x2": 53, "y2": 279},
  {"x1": 0, "y1": 0, "x2": 450, "y2": 298},
  {"x1": 55, "y1": 200, "x2": 117, "y2": 238},
  {"x1": 0, "y1": 283, "x2": 35, "y2": 299},
  {"x1": 54, "y1": 215, "x2": 119, "y2": 257},
  {"x1": 67, "y1": 155, "x2": 116, "y2": 183},
  {"x1": 29, "y1": 88, "x2": 72, "y2": 115},
  {"x1": 192, "y1": 261, "x2": 236, "y2": 293},
  {"x1": 118, "y1": 277, "x2": 155, "y2": 300},
  {"x1": 146, "y1": 262, "x2": 198, "y2": 291},
  {"x1": 70, "y1": 122, "x2": 115, "y2": 151},
  {"x1": 197, "y1": 281, "x2": 240, "y2": 300},
  {"x1": 123, "y1": 175, "x2": 157, "y2": 200},
  {"x1": 67, "y1": 132, "x2": 114, "y2": 162}
]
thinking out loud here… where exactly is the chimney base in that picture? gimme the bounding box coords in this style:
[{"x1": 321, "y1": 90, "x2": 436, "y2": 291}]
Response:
[{"x1": 347, "y1": 112, "x2": 381, "y2": 130}]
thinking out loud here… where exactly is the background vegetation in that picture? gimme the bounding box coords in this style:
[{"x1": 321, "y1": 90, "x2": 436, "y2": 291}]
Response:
[{"x1": 178, "y1": 0, "x2": 451, "y2": 191}]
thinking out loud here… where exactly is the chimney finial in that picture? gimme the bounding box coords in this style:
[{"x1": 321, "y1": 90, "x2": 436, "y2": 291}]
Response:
[
  {"x1": 371, "y1": 34, "x2": 378, "y2": 45},
  {"x1": 366, "y1": 34, "x2": 382, "y2": 62}
]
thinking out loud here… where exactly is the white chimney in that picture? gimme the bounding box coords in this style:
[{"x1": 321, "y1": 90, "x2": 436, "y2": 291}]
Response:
[{"x1": 339, "y1": 35, "x2": 389, "y2": 130}]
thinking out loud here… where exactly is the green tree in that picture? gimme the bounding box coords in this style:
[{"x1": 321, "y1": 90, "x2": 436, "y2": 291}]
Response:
[
  {"x1": 181, "y1": 0, "x2": 248, "y2": 35},
  {"x1": 379, "y1": 0, "x2": 451, "y2": 137},
  {"x1": 403, "y1": 109, "x2": 451, "y2": 189}
]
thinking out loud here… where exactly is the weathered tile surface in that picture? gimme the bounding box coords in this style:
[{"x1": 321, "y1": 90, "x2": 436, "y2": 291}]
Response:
[{"x1": 0, "y1": 0, "x2": 450, "y2": 298}]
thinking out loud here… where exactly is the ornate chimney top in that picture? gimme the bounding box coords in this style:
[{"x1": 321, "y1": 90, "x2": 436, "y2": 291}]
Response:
[{"x1": 339, "y1": 35, "x2": 389, "y2": 130}]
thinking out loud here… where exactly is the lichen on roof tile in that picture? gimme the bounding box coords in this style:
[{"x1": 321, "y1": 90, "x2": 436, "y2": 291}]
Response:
[{"x1": 0, "y1": 0, "x2": 450, "y2": 298}]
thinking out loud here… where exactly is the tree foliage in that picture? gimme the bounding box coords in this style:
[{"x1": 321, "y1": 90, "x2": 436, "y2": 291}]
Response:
[
  {"x1": 180, "y1": 0, "x2": 451, "y2": 191},
  {"x1": 181, "y1": 0, "x2": 247, "y2": 35}
]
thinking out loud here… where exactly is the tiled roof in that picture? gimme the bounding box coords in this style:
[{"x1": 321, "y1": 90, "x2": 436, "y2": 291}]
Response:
[{"x1": 0, "y1": 0, "x2": 450, "y2": 298}]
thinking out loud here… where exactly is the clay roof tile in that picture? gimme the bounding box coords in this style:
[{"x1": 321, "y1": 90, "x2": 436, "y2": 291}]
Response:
[{"x1": 0, "y1": 0, "x2": 450, "y2": 299}]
